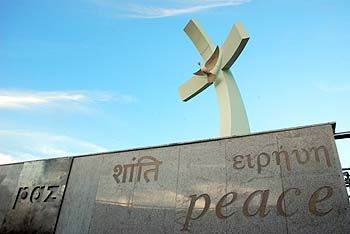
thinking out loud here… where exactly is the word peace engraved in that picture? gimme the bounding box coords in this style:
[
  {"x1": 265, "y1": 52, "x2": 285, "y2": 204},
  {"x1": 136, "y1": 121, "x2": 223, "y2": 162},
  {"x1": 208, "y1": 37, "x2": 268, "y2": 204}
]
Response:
[
  {"x1": 181, "y1": 185, "x2": 335, "y2": 231},
  {"x1": 12, "y1": 185, "x2": 60, "y2": 209},
  {"x1": 113, "y1": 156, "x2": 162, "y2": 184}
]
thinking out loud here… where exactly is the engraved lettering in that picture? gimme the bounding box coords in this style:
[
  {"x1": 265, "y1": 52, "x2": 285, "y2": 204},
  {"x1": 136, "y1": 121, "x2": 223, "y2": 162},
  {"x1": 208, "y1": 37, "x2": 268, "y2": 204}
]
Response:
[
  {"x1": 175, "y1": 197, "x2": 191, "y2": 226},
  {"x1": 232, "y1": 155, "x2": 245, "y2": 169},
  {"x1": 243, "y1": 190, "x2": 270, "y2": 217},
  {"x1": 257, "y1": 152, "x2": 270, "y2": 174},
  {"x1": 182, "y1": 194, "x2": 211, "y2": 231},
  {"x1": 30, "y1": 186, "x2": 45, "y2": 202},
  {"x1": 113, "y1": 156, "x2": 163, "y2": 184},
  {"x1": 12, "y1": 185, "x2": 59, "y2": 209},
  {"x1": 292, "y1": 148, "x2": 310, "y2": 164},
  {"x1": 112, "y1": 165, "x2": 123, "y2": 183},
  {"x1": 122, "y1": 163, "x2": 136, "y2": 183},
  {"x1": 44, "y1": 185, "x2": 59, "y2": 202},
  {"x1": 312, "y1": 145, "x2": 331, "y2": 167},
  {"x1": 309, "y1": 186, "x2": 333, "y2": 216},
  {"x1": 175, "y1": 210, "x2": 188, "y2": 226},
  {"x1": 216, "y1": 192, "x2": 237, "y2": 219},
  {"x1": 229, "y1": 144, "x2": 330, "y2": 173},
  {"x1": 136, "y1": 156, "x2": 162, "y2": 182},
  {"x1": 277, "y1": 188, "x2": 301, "y2": 217},
  {"x1": 12, "y1": 187, "x2": 28, "y2": 209},
  {"x1": 246, "y1": 154, "x2": 255, "y2": 168},
  {"x1": 20, "y1": 190, "x2": 28, "y2": 199},
  {"x1": 273, "y1": 147, "x2": 291, "y2": 171},
  {"x1": 182, "y1": 185, "x2": 335, "y2": 231}
]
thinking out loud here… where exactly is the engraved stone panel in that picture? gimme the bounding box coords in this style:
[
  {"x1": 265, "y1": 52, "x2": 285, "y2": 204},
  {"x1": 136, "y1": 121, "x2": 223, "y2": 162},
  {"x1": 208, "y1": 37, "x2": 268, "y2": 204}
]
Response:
[
  {"x1": 224, "y1": 133, "x2": 288, "y2": 234},
  {"x1": 128, "y1": 147, "x2": 179, "y2": 233},
  {"x1": 89, "y1": 147, "x2": 179, "y2": 234},
  {"x1": 276, "y1": 125, "x2": 341, "y2": 176},
  {"x1": 277, "y1": 125, "x2": 350, "y2": 233},
  {"x1": 89, "y1": 151, "x2": 139, "y2": 234},
  {"x1": 281, "y1": 174, "x2": 350, "y2": 233},
  {"x1": 0, "y1": 123, "x2": 348, "y2": 234},
  {"x1": 0, "y1": 157, "x2": 72, "y2": 234},
  {"x1": 174, "y1": 140, "x2": 227, "y2": 234}
]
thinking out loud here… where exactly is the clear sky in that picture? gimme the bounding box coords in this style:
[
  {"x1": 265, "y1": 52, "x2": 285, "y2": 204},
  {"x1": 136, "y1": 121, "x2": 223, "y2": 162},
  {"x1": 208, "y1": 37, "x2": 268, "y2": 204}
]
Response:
[{"x1": 1, "y1": 0, "x2": 349, "y2": 167}]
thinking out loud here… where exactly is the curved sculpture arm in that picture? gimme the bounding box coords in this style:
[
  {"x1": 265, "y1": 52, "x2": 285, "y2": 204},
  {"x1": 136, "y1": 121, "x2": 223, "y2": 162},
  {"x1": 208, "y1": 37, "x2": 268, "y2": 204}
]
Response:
[
  {"x1": 215, "y1": 71, "x2": 250, "y2": 136},
  {"x1": 179, "y1": 76, "x2": 211, "y2": 102},
  {"x1": 184, "y1": 19, "x2": 216, "y2": 61},
  {"x1": 220, "y1": 22, "x2": 249, "y2": 70}
]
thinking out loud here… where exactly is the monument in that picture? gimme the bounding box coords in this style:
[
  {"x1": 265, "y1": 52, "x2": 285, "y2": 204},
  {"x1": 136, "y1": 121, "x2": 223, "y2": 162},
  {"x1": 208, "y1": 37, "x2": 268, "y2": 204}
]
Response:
[
  {"x1": 179, "y1": 19, "x2": 250, "y2": 136},
  {"x1": 0, "y1": 20, "x2": 349, "y2": 234}
]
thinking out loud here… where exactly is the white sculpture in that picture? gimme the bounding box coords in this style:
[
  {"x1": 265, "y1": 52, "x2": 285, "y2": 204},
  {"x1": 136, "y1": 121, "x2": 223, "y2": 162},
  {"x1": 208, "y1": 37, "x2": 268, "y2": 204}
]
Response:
[{"x1": 179, "y1": 19, "x2": 250, "y2": 137}]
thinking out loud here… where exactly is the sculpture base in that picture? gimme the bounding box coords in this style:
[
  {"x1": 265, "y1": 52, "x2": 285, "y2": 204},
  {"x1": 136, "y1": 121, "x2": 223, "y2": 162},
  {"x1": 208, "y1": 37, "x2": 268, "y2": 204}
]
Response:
[{"x1": 1, "y1": 123, "x2": 349, "y2": 233}]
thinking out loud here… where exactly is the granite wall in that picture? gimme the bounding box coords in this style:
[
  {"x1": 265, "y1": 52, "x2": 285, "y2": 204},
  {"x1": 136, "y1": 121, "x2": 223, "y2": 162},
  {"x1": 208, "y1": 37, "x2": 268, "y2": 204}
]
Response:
[{"x1": 0, "y1": 123, "x2": 349, "y2": 233}]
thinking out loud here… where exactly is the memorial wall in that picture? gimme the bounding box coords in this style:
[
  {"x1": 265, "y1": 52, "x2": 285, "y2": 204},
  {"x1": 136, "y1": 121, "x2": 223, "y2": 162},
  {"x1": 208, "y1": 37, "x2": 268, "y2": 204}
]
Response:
[{"x1": 0, "y1": 123, "x2": 349, "y2": 233}]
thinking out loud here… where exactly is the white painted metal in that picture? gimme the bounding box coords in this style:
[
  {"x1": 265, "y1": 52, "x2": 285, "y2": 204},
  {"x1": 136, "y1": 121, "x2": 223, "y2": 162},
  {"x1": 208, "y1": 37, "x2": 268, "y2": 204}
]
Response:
[{"x1": 179, "y1": 19, "x2": 250, "y2": 136}]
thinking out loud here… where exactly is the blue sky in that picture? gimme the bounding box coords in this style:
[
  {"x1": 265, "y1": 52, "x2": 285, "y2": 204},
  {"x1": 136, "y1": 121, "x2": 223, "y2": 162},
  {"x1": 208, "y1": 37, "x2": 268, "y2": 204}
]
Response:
[{"x1": 1, "y1": 0, "x2": 349, "y2": 167}]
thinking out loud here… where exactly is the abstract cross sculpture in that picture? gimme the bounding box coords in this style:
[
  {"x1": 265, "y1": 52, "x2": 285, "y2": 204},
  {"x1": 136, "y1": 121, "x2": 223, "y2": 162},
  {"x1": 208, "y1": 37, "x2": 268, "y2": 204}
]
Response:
[{"x1": 178, "y1": 19, "x2": 250, "y2": 137}]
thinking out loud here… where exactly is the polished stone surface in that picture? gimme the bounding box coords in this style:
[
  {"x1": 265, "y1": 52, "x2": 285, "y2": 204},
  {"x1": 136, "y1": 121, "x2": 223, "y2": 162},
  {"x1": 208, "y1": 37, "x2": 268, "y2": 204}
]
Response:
[
  {"x1": 224, "y1": 132, "x2": 288, "y2": 233},
  {"x1": 55, "y1": 156, "x2": 102, "y2": 234},
  {"x1": 0, "y1": 163, "x2": 23, "y2": 227},
  {"x1": 0, "y1": 157, "x2": 72, "y2": 234},
  {"x1": 0, "y1": 123, "x2": 349, "y2": 233}
]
